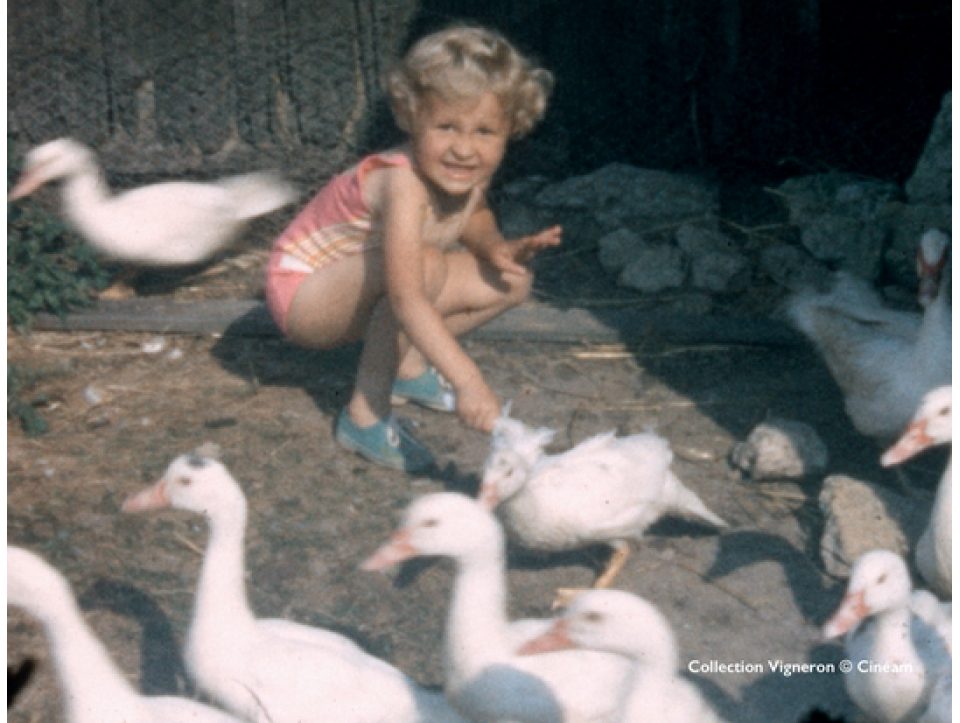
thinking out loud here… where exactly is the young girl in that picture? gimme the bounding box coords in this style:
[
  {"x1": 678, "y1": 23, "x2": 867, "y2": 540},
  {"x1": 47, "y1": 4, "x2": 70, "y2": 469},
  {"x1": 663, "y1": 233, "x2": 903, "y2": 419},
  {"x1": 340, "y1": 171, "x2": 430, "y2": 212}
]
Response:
[{"x1": 265, "y1": 25, "x2": 561, "y2": 472}]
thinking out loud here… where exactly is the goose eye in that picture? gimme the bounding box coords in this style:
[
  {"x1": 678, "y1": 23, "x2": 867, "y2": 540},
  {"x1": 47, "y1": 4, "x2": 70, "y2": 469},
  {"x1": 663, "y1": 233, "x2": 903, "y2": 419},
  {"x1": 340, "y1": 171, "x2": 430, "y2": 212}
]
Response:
[
  {"x1": 178, "y1": 476, "x2": 193, "y2": 487},
  {"x1": 422, "y1": 518, "x2": 439, "y2": 528},
  {"x1": 582, "y1": 611, "x2": 603, "y2": 623},
  {"x1": 877, "y1": 573, "x2": 887, "y2": 584},
  {"x1": 186, "y1": 453, "x2": 208, "y2": 469}
]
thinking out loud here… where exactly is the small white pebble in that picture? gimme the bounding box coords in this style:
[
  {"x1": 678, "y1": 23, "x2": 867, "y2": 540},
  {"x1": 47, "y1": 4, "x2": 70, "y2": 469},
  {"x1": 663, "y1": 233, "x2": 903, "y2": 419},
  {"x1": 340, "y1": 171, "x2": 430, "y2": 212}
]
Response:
[
  {"x1": 166, "y1": 348, "x2": 184, "y2": 361},
  {"x1": 82, "y1": 385, "x2": 104, "y2": 406},
  {"x1": 142, "y1": 336, "x2": 166, "y2": 354},
  {"x1": 674, "y1": 445, "x2": 720, "y2": 462}
]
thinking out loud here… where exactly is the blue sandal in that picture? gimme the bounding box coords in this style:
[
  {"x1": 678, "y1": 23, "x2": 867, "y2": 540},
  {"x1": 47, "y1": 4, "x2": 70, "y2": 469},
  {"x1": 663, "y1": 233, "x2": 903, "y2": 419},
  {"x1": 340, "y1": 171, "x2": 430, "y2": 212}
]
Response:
[
  {"x1": 391, "y1": 367, "x2": 456, "y2": 412},
  {"x1": 334, "y1": 409, "x2": 434, "y2": 472}
]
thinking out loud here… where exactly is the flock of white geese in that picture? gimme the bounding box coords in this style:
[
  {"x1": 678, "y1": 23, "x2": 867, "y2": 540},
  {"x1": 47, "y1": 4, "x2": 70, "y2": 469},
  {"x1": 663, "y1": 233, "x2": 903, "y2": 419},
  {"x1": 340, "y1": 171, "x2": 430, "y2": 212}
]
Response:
[{"x1": 7, "y1": 139, "x2": 954, "y2": 722}]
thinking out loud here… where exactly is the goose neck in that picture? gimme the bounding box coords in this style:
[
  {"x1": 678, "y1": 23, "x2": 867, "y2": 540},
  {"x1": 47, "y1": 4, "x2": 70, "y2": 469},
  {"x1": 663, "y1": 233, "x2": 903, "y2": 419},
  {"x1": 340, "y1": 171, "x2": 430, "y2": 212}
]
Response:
[
  {"x1": 445, "y1": 549, "x2": 511, "y2": 675},
  {"x1": 194, "y1": 501, "x2": 256, "y2": 630},
  {"x1": 38, "y1": 591, "x2": 140, "y2": 710},
  {"x1": 931, "y1": 455, "x2": 951, "y2": 524},
  {"x1": 619, "y1": 627, "x2": 680, "y2": 676},
  {"x1": 918, "y1": 286, "x2": 951, "y2": 345},
  {"x1": 62, "y1": 168, "x2": 110, "y2": 215},
  {"x1": 869, "y1": 605, "x2": 914, "y2": 647}
]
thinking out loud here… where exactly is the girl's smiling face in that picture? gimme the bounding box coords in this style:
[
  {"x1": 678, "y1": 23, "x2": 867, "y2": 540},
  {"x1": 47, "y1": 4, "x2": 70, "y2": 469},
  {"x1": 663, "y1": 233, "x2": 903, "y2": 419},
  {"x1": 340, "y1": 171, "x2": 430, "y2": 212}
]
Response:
[{"x1": 410, "y1": 91, "x2": 509, "y2": 199}]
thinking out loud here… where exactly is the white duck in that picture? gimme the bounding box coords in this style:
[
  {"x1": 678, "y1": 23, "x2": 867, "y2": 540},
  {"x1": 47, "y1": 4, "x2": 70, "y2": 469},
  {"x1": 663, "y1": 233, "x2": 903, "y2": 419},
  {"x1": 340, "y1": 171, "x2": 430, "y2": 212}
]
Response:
[
  {"x1": 518, "y1": 589, "x2": 727, "y2": 723},
  {"x1": 8, "y1": 138, "x2": 296, "y2": 269},
  {"x1": 122, "y1": 453, "x2": 466, "y2": 723},
  {"x1": 822, "y1": 549, "x2": 951, "y2": 723},
  {"x1": 479, "y1": 407, "x2": 726, "y2": 602},
  {"x1": 7, "y1": 545, "x2": 241, "y2": 723},
  {"x1": 882, "y1": 385, "x2": 952, "y2": 600},
  {"x1": 787, "y1": 229, "x2": 951, "y2": 440},
  {"x1": 362, "y1": 492, "x2": 632, "y2": 723}
]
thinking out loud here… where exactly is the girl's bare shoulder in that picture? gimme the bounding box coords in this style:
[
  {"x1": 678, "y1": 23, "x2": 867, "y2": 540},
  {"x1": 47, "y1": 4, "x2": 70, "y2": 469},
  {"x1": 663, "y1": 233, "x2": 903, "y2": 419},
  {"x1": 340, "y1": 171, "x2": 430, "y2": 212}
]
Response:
[{"x1": 362, "y1": 148, "x2": 426, "y2": 212}]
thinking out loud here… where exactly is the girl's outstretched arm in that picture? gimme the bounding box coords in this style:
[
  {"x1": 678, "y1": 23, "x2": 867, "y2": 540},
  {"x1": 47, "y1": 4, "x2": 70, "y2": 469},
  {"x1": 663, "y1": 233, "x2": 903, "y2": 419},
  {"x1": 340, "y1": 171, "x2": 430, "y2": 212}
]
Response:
[{"x1": 461, "y1": 201, "x2": 562, "y2": 276}]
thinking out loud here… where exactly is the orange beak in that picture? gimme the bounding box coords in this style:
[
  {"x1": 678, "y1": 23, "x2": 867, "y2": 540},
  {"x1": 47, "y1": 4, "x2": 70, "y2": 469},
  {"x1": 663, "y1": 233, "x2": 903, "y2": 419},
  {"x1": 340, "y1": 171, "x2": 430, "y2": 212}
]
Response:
[
  {"x1": 8, "y1": 169, "x2": 47, "y2": 201},
  {"x1": 822, "y1": 589, "x2": 869, "y2": 640},
  {"x1": 916, "y1": 243, "x2": 948, "y2": 306},
  {"x1": 121, "y1": 480, "x2": 170, "y2": 513},
  {"x1": 359, "y1": 530, "x2": 418, "y2": 571},
  {"x1": 881, "y1": 419, "x2": 933, "y2": 467},
  {"x1": 517, "y1": 619, "x2": 574, "y2": 656},
  {"x1": 477, "y1": 482, "x2": 499, "y2": 511}
]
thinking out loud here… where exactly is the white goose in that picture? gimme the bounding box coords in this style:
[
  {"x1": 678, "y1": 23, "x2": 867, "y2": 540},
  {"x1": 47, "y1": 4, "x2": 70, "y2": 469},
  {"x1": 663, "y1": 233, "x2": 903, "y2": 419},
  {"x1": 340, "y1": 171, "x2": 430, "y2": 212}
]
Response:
[
  {"x1": 787, "y1": 229, "x2": 951, "y2": 440},
  {"x1": 918, "y1": 669, "x2": 951, "y2": 723},
  {"x1": 122, "y1": 453, "x2": 466, "y2": 723},
  {"x1": 362, "y1": 492, "x2": 632, "y2": 723},
  {"x1": 822, "y1": 549, "x2": 951, "y2": 723},
  {"x1": 7, "y1": 545, "x2": 241, "y2": 723},
  {"x1": 479, "y1": 407, "x2": 726, "y2": 602},
  {"x1": 518, "y1": 589, "x2": 728, "y2": 723},
  {"x1": 882, "y1": 385, "x2": 952, "y2": 600},
  {"x1": 8, "y1": 138, "x2": 296, "y2": 268}
]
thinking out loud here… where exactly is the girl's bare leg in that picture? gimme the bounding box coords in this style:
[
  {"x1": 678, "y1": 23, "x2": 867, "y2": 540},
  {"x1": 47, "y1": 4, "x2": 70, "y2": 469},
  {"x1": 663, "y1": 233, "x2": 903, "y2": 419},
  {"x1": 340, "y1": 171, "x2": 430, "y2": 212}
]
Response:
[
  {"x1": 283, "y1": 251, "x2": 384, "y2": 349},
  {"x1": 283, "y1": 247, "x2": 532, "y2": 427},
  {"x1": 283, "y1": 252, "x2": 396, "y2": 427},
  {"x1": 349, "y1": 297, "x2": 402, "y2": 424}
]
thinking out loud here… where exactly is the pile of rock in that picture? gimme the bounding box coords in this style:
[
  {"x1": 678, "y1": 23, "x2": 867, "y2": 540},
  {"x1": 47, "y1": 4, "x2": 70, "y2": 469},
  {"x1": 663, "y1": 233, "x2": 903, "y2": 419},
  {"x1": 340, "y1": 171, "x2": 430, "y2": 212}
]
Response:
[{"x1": 496, "y1": 92, "x2": 951, "y2": 312}]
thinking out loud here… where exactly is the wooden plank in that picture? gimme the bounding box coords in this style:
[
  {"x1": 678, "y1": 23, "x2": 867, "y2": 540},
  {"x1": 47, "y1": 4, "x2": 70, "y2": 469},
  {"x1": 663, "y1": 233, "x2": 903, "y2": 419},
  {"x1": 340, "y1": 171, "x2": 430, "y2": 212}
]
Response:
[
  {"x1": 33, "y1": 298, "x2": 270, "y2": 335},
  {"x1": 31, "y1": 298, "x2": 803, "y2": 346}
]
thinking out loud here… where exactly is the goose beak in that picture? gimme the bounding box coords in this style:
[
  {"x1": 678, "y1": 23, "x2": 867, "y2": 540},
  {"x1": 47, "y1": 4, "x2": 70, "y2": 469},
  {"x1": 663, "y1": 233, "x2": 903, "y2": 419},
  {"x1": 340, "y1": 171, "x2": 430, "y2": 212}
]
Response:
[
  {"x1": 822, "y1": 589, "x2": 869, "y2": 640},
  {"x1": 916, "y1": 234, "x2": 948, "y2": 306},
  {"x1": 121, "y1": 480, "x2": 170, "y2": 513},
  {"x1": 8, "y1": 169, "x2": 46, "y2": 201},
  {"x1": 517, "y1": 619, "x2": 573, "y2": 656},
  {"x1": 360, "y1": 530, "x2": 417, "y2": 571},
  {"x1": 881, "y1": 419, "x2": 932, "y2": 467},
  {"x1": 477, "y1": 481, "x2": 499, "y2": 510}
]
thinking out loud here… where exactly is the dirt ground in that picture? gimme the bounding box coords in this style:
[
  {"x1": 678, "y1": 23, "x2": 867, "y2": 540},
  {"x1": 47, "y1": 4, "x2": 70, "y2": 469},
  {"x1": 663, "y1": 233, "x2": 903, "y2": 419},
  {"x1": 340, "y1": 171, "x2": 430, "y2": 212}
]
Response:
[
  {"x1": 5, "y1": 191, "x2": 946, "y2": 722},
  {"x1": 7, "y1": 302, "x2": 945, "y2": 723}
]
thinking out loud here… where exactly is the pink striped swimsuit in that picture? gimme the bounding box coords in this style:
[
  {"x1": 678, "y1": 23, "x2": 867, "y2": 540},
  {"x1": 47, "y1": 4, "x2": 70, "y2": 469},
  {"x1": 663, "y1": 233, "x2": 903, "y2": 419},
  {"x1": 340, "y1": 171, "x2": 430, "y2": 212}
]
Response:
[{"x1": 264, "y1": 152, "x2": 409, "y2": 334}]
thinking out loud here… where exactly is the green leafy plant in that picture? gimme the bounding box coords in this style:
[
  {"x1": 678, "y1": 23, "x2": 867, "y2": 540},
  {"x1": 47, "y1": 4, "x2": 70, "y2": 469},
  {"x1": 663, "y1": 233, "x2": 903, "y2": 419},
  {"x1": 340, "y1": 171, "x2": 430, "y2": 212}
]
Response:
[
  {"x1": 7, "y1": 141, "x2": 111, "y2": 329},
  {"x1": 7, "y1": 202, "x2": 111, "y2": 328},
  {"x1": 7, "y1": 364, "x2": 50, "y2": 436}
]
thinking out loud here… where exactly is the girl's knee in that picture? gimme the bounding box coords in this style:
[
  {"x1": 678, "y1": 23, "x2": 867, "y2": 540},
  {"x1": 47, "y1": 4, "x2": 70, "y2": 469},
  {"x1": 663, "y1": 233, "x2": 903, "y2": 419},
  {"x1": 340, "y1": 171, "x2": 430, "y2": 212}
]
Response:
[{"x1": 502, "y1": 269, "x2": 534, "y2": 306}]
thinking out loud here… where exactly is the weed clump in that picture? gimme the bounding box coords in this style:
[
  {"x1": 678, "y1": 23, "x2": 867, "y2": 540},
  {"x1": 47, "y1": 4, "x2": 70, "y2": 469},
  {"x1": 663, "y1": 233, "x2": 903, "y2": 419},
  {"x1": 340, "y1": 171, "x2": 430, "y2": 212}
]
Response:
[{"x1": 7, "y1": 142, "x2": 110, "y2": 329}]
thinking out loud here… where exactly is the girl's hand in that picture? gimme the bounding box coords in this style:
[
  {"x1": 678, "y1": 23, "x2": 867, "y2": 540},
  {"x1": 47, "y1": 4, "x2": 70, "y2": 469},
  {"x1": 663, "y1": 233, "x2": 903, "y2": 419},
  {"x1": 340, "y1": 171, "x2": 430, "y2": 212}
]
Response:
[
  {"x1": 487, "y1": 224, "x2": 563, "y2": 276},
  {"x1": 456, "y1": 377, "x2": 501, "y2": 432}
]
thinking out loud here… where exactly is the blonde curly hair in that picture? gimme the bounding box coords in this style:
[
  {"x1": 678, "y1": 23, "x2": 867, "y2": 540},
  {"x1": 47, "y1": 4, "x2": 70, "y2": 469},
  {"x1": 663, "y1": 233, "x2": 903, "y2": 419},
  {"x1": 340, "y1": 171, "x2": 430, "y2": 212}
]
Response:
[{"x1": 387, "y1": 25, "x2": 553, "y2": 139}]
